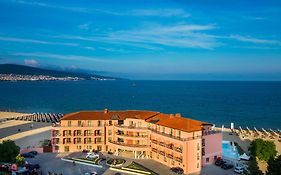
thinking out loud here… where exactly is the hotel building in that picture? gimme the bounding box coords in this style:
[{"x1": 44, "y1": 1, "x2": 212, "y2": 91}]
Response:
[{"x1": 52, "y1": 109, "x2": 222, "y2": 174}]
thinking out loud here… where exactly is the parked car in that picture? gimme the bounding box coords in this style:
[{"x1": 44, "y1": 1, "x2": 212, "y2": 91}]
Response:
[
  {"x1": 221, "y1": 163, "x2": 234, "y2": 170},
  {"x1": 84, "y1": 171, "x2": 97, "y2": 175},
  {"x1": 234, "y1": 166, "x2": 245, "y2": 174},
  {"x1": 21, "y1": 152, "x2": 35, "y2": 158},
  {"x1": 86, "y1": 152, "x2": 99, "y2": 159},
  {"x1": 28, "y1": 151, "x2": 38, "y2": 155},
  {"x1": 215, "y1": 159, "x2": 226, "y2": 166},
  {"x1": 170, "y1": 167, "x2": 184, "y2": 174}
]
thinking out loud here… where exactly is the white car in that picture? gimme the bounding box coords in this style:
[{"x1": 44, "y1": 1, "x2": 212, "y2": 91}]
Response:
[
  {"x1": 234, "y1": 166, "x2": 244, "y2": 174},
  {"x1": 86, "y1": 152, "x2": 99, "y2": 159},
  {"x1": 84, "y1": 171, "x2": 98, "y2": 175}
]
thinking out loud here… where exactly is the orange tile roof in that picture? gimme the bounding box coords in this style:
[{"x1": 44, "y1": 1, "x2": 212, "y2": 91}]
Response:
[
  {"x1": 61, "y1": 109, "x2": 209, "y2": 132},
  {"x1": 146, "y1": 113, "x2": 208, "y2": 132},
  {"x1": 62, "y1": 110, "x2": 159, "y2": 121}
]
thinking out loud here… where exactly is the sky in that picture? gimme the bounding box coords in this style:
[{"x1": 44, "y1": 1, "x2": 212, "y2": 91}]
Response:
[{"x1": 0, "y1": 0, "x2": 281, "y2": 80}]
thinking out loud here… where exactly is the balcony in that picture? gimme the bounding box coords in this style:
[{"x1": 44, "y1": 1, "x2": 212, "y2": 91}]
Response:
[
  {"x1": 116, "y1": 132, "x2": 147, "y2": 138},
  {"x1": 149, "y1": 128, "x2": 202, "y2": 141},
  {"x1": 175, "y1": 157, "x2": 183, "y2": 163},
  {"x1": 152, "y1": 148, "x2": 158, "y2": 153},
  {"x1": 108, "y1": 141, "x2": 150, "y2": 148},
  {"x1": 114, "y1": 124, "x2": 147, "y2": 130},
  {"x1": 151, "y1": 139, "x2": 183, "y2": 153},
  {"x1": 167, "y1": 154, "x2": 174, "y2": 159},
  {"x1": 159, "y1": 151, "x2": 165, "y2": 156}
]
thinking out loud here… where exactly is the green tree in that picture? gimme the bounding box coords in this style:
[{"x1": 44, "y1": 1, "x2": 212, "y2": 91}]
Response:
[
  {"x1": 15, "y1": 154, "x2": 25, "y2": 167},
  {"x1": 267, "y1": 155, "x2": 281, "y2": 175},
  {"x1": 249, "y1": 139, "x2": 277, "y2": 162},
  {"x1": 0, "y1": 140, "x2": 20, "y2": 162},
  {"x1": 248, "y1": 156, "x2": 263, "y2": 175}
]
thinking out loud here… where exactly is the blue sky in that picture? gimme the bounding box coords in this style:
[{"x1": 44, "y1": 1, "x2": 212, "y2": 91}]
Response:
[{"x1": 0, "y1": 0, "x2": 281, "y2": 80}]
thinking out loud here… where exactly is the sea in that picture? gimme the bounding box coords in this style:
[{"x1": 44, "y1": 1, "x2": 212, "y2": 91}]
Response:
[{"x1": 0, "y1": 80, "x2": 280, "y2": 129}]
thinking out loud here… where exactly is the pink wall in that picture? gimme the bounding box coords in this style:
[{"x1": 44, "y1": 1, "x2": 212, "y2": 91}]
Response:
[{"x1": 202, "y1": 132, "x2": 222, "y2": 166}]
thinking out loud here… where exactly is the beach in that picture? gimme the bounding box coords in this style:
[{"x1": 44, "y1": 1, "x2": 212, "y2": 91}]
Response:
[{"x1": 0, "y1": 111, "x2": 52, "y2": 148}]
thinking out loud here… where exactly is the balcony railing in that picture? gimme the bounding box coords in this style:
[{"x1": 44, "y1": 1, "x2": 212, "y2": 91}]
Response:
[
  {"x1": 150, "y1": 139, "x2": 183, "y2": 153},
  {"x1": 116, "y1": 132, "x2": 147, "y2": 138},
  {"x1": 175, "y1": 157, "x2": 183, "y2": 163},
  {"x1": 114, "y1": 124, "x2": 147, "y2": 130},
  {"x1": 149, "y1": 128, "x2": 202, "y2": 141},
  {"x1": 108, "y1": 141, "x2": 150, "y2": 148}
]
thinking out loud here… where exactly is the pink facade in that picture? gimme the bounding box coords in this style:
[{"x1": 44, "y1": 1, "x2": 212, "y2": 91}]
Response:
[{"x1": 52, "y1": 110, "x2": 222, "y2": 174}]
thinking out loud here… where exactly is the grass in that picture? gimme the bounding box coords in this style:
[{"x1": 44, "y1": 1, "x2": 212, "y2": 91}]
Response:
[{"x1": 125, "y1": 161, "x2": 159, "y2": 175}]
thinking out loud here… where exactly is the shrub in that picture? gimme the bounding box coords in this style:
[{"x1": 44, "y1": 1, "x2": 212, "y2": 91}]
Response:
[
  {"x1": 249, "y1": 139, "x2": 277, "y2": 162},
  {"x1": 15, "y1": 154, "x2": 25, "y2": 167},
  {"x1": 0, "y1": 140, "x2": 20, "y2": 162}
]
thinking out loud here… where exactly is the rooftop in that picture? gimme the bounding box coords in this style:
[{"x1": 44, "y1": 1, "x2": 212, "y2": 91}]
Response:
[{"x1": 61, "y1": 109, "x2": 210, "y2": 132}]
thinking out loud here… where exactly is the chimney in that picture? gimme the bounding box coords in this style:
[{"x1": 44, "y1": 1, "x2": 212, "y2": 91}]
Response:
[
  {"x1": 169, "y1": 114, "x2": 174, "y2": 118},
  {"x1": 175, "y1": 113, "x2": 181, "y2": 118},
  {"x1": 104, "y1": 108, "x2": 109, "y2": 114}
]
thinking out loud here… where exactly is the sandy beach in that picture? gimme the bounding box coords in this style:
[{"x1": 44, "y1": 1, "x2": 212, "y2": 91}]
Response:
[{"x1": 0, "y1": 111, "x2": 52, "y2": 148}]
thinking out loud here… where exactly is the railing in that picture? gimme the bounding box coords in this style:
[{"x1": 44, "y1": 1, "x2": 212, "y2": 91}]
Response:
[
  {"x1": 149, "y1": 128, "x2": 202, "y2": 141},
  {"x1": 150, "y1": 139, "x2": 183, "y2": 153},
  {"x1": 114, "y1": 124, "x2": 147, "y2": 130},
  {"x1": 116, "y1": 132, "x2": 147, "y2": 138},
  {"x1": 108, "y1": 141, "x2": 150, "y2": 148},
  {"x1": 175, "y1": 157, "x2": 183, "y2": 163}
]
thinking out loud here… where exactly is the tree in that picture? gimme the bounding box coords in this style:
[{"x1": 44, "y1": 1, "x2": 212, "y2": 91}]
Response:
[
  {"x1": 267, "y1": 155, "x2": 281, "y2": 175},
  {"x1": 0, "y1": 140, "x2": 20, "y2": 162},
  {"x1": 15, "y1": 154, "x2": 25, "y2": 167},
  {"x1": 249, "y1": 139, "x2": 277, "y2": 162},
  {"x1": 248, "y1": 156, "x2": 263, "y2": 175}
]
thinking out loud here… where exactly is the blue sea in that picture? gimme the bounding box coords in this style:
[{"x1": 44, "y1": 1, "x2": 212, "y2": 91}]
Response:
[{"x1": 0, "y1": 81, "x2": 280, "y2": 129}]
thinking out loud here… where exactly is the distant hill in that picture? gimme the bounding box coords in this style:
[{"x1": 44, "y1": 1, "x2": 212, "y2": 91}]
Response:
[{"x1": 0, "y1": 64, "x2": 118, "y2": 80}]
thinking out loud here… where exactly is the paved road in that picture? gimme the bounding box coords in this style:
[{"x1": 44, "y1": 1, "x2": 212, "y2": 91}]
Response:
[
  {"x1": 26, "y1": 153, "x2": 107, "y2": 175},
  {"x1": 15, "y1": 130, "x2": 51, "y2": 148},
  {"x1": 0, "y1": 121, "x2": 50, "y2": 138}
]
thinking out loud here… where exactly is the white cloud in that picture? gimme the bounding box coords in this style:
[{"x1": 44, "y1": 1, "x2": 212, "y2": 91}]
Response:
[
  {"x1": 229, "y1": 35, "x2": 281, "y2": 45},
  {"x1": 78, "y1": 23, "x2": 91, "y2": 30},
  {"x1": 55, "y1": 23, "x2": 217, "y2": 49},
  {"x1": 0, "y1": 36, "x2": 77, "y2": 46},
  {"x1": 13, "y1": 52, "x2": 114, "y2": 63},
  {"x1": 24, "y1": 59, "x2": 39, "y2": 67},
  {"x1": 131, "y1": 9, "x2": 190, "y2": 17}
]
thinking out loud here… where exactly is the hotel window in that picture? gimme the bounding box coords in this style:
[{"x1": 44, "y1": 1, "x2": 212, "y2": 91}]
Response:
[
  {"x1": 197, "y1": 153, "x2": 200, "y2": 160},
  {"x1": 162, "y1": 126, "x2": 165, "y2": 133},
  {"x1": 206, "y1": 157, "x2": 209, "y2": 163},
  {"x1": 66, "y1": 138, "x2": 71, "y2": 143},
  {"x1": 137, "y1": 121, "x2": 142, "y2": 127},
  {"x1": 177, "y1": 130, "x2": 181, "y2": 137},
  {"x1": 64, "y1": 146, "x2": 69, "y2": 152},
  {"x1": 86, "y1": 145, "x2": 92, "y2": 150},
  {"x1": 95, "y1": 137, "x2": 102, "y2": 143},
  {"x1": 164, "y1": 157, "x2": 167, "y2": 162},
  {"x1": 170, "y1": 128, "x2": 173, "y2": 135},
  {"x1": 67, "y1": 121, "x2": 71, "y2": 127},
  {"x1": 77, "y1": 138, "x2": 81, "y2": 143},
  {"x1": 98, "y1": 120, "x2": 101, "y2": 126},
  {"x1": 78, "y1": 120, "x2": 82, "y2": 126},
  {"x1": 129, "y1": 121, "x2": 134, "y2": 127},
  {"x1": 172, "y1": 161, "x2": 175, "y2": 165},
  {"x1": 109, "y1": 120, "x2": 112, "y2": 126},
  {"x1": 108, "y1": 130, "x2": 112, "y2": 135},
  {"x1": 87, "y1": 121, "x2": 92, "y2": 126},
  {"x1": 108, "y1": 137, "x2": 112, "y2": 142},
  {"x1": 197, "y1": 143, "x2": 200, "y2": 150},
  {"x1": 197, "y1": 163, "x2": 199, "y2": 168},
  {"x1": 202, "y1": 139, "x2": 205, "y2": 147},
  {"x1": 202, "y1": 148, "x2": 205, "y2": 156},
  {"x1": 76, "y1": 145, "x2": 82, "y2": 150},
  {"x1": 214, "y1": 155, "x2": 217, "y2": 160},
  {"x1": 97, "y1": 145, "x2": 102, "y2": 151}
]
